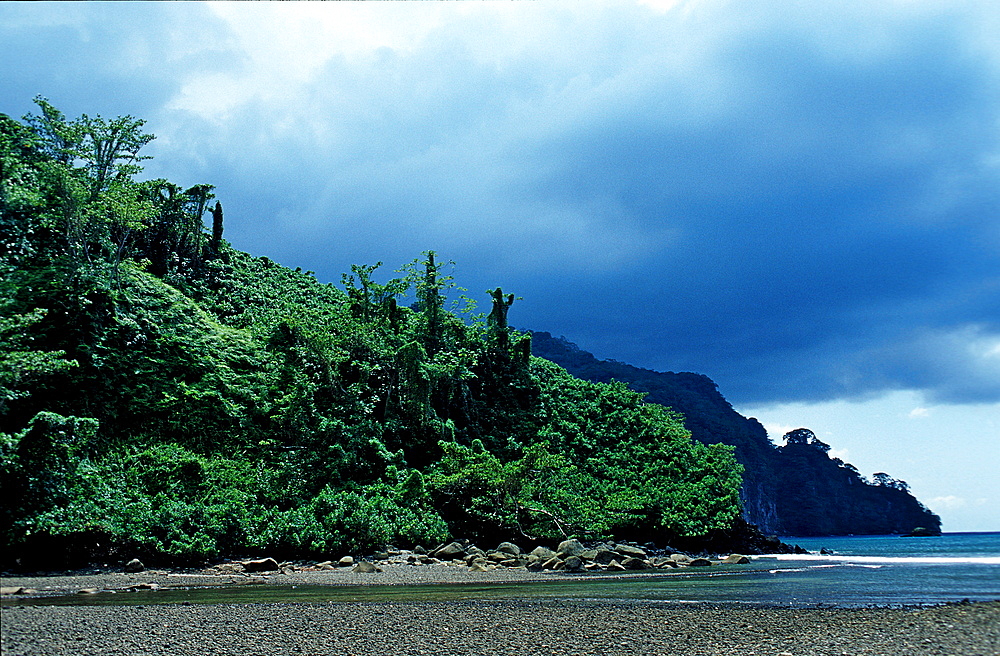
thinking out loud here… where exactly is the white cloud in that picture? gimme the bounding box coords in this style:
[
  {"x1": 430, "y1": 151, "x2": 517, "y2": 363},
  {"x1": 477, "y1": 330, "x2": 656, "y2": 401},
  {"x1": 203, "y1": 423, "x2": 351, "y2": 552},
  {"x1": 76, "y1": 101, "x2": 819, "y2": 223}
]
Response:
[
  {"x1": 928, "y1": 495, "x2": 967, "y2": 510},
  {"x1": 828, "y1": 447, "x2": 850, "y2": 462},
  {"x1": 909, "y1": 407, "x2": 930, "y2": 418}
]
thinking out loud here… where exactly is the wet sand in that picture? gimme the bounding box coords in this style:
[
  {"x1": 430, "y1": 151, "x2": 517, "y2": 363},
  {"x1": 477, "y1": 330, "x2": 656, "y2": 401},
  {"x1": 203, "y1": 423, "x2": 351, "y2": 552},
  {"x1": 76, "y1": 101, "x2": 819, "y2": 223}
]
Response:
[{"x1": 3, "y1": 566, "x2": 998, "y2": 656}]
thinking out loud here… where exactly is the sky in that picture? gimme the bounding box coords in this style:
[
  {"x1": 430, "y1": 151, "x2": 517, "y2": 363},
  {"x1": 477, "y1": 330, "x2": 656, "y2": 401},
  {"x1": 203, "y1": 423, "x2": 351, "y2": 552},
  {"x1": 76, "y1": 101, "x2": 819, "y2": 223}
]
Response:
[{"x1": 2, "y1": 0, "x2": 998, "y2": 532}]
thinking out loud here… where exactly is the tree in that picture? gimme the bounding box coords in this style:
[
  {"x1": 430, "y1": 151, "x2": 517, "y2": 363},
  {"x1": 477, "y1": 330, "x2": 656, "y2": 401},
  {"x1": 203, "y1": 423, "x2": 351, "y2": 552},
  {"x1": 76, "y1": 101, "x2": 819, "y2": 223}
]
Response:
[
  {"x1": 21, "y1": 97, "x2": 80, "y2": 165},
  {"x1": 782, "y1": 427, "x2": 830, "y2": 452},
  {"x1": 872, "y1": 472, "x2": 910, "y2": 492},
  {"x1": 487, "y1": 287, "x2": 515, "y2": 348},
  {"x1": 209, "y1": 201, "x2": 224, "y2": 253}
]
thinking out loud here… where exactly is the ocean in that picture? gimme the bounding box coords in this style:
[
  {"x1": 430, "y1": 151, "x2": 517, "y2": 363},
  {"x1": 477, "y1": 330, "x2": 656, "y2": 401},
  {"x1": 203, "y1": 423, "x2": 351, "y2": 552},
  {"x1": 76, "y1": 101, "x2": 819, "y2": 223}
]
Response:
[{"x1": 740, "y1": 531, "x2": 1000, "y2": 607}]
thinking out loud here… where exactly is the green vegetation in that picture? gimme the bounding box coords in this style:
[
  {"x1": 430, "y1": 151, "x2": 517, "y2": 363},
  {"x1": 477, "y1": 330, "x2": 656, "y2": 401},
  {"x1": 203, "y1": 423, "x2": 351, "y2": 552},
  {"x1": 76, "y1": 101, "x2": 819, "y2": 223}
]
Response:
[
  {"x1": 530, "y1": 333, "x2": 942, "y2": 537},
  {"x1": 0, "y1": 99, "x2": 743, "y2": 568},
  {"x1": 772, "y1": 429, "x2": 940, "y2": 536}
]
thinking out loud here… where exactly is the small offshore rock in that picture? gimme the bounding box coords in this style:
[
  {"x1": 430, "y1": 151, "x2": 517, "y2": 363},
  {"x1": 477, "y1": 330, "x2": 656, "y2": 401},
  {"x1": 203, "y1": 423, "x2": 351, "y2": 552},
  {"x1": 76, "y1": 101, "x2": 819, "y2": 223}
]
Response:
[
  {"x1": 723, "y1": 554, "x2": 751, "y2": 564},
  {"x1": 352, "y1": 560, "x2": 379, "y2": 573},
  {"x1": 338, "y1": 556, "x2": 355, "y2": 567},
  {"x1": 123, "y1": 558, "x2": 145, "y2": 573},
  {"x1": 243, "y1": 557, "x2": 280, "y2": 572},
  {"x1": 1, "y1": 587, "x2": 26, "y2": 595},
  {"x1": 688, "y1": 558, "x2": 713, "y2": 567}
]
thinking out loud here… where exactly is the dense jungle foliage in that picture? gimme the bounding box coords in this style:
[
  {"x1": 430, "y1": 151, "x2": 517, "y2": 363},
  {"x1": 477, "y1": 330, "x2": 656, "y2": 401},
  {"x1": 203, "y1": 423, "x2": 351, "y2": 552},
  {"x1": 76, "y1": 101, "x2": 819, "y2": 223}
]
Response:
[
  {"x1": 0, "y1": 99, "x2": 744, "y2": 568},
  {"x1": 530, "y1": 333, "x2": 942, "y2": 537}
]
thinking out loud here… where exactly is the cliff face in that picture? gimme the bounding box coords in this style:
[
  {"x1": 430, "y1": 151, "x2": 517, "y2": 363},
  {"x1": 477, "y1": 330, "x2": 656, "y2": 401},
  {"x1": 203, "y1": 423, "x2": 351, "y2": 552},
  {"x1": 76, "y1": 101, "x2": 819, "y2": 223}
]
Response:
[{"x1": 529, "y1": 331, "x2": 941, "y2": 537}]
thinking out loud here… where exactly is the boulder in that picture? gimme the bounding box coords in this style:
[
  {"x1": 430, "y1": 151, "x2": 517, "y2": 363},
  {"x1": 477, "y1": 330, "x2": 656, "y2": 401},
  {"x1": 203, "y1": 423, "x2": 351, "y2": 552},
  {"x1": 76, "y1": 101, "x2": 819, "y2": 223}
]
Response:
[
  {"x1": 615, "y1": 544, "x2": 648, "y2": 559},
  {"x1": 123, "y1": 558, "x2": 145, "y2": 573},
  {"x1": 496, "y1": 541, "x2": 522, "y2": 556},
  {"x1": 557, "y1": 538, "x2": 587, "y2": 557},
  {"x1": 564, "y1": 555, "x2": 585, "y2": 572},
  {"x1": 687, "y1": 558, "x2": 712, "y2": 567},
  {"x1": 622, "y1": 557, "x2": 652, "y2": 570},
  {"x1": 607, "y1": 559, "x2": 627, "y2": 571},
  {"x1": 541, "y1": 556, "x2": 564, "y2": 570},
  {"x1": 653, "y1": 557, "x2": 679, "y2": 568},
  {"x1": 723, "y1": 554, "x2": 750, "y2": 565},
  {"x1": 530, "y1": 546, "x2": 556, "y2": 560},
  {"x1": 338, "y1": 556, "x2": 355, "y2": 567},
  {"x1": 243, "y1": 557, "x2": 280, "y2": 572},
  {"x1": 469, "y1": 562, "x2": 490, "y2": 572},
  {"x1": 433, "y1": 542, "x2": 467, "y2": 559},
  {"x1": 593, "y1": 548, "x2": 618, "y2": 565},
  {"x1": 352, "y1": 560, "x2": 380, "y2": 573},
  {"x1": 670, "y1": 553, "x2": 691, "y2": 564},
  {"x1": 315, "y1": 561, "x2": 335, "y2": 570}
]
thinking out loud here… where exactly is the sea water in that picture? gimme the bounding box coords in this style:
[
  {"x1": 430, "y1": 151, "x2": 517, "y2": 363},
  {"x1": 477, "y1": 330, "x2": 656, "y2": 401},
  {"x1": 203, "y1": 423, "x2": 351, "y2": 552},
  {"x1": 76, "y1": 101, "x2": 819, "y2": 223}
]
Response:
[
  {"x1": 5, "y1": 533, "x2": 998, "y2": 608},
  {"x1": 744, "y1": 531, "x2": 1000, "y2": 606}
]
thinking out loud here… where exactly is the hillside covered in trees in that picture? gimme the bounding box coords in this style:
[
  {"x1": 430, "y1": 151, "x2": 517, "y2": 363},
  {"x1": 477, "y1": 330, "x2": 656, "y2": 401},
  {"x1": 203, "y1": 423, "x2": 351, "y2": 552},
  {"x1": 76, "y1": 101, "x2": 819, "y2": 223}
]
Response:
[
  {"x1": 1, "y1": 99, "x2": 748, "y2": 569},
  {"x1": 530, "y1": 332, "x2": 941, "y2": 537}
]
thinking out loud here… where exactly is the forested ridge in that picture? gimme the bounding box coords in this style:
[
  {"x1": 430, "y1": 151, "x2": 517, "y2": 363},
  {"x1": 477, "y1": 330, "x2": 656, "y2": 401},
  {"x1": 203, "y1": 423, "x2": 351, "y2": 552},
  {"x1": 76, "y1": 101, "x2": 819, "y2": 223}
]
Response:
[
  {"x1": 0, "y1": 99, "x2": 748, "y2": 569},
  {"x1": 530, "y1": 333, "x2": 942, "y2": 537}
]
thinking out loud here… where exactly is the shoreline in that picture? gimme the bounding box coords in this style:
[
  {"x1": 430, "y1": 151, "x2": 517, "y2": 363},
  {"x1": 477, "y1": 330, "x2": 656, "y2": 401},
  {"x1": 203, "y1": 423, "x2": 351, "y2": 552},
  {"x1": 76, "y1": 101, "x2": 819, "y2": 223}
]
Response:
[{"x1": 2, "y1": 557, "x2": 997, "y2": 608}]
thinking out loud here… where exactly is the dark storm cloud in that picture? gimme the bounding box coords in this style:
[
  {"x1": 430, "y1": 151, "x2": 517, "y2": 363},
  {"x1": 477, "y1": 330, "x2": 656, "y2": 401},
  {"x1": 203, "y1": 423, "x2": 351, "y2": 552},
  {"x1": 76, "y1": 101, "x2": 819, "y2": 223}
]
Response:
[
  {"x1": 2, "y1": 1, "x2": 997, "y2": 405},
  {"x1": 472, "y1": 2, "x2": 1000, "y2": 405}
]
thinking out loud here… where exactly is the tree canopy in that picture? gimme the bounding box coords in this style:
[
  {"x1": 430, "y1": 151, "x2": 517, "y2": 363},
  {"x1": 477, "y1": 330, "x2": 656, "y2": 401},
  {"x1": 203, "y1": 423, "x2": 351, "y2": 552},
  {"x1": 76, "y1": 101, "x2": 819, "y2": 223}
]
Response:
[{"x1": 1, "y1": 99, "x2": 745, "y2": 568}]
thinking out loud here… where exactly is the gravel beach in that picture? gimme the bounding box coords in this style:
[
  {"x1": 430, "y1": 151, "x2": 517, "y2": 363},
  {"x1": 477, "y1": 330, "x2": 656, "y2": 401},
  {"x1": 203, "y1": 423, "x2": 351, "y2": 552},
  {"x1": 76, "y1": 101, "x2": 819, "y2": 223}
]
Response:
[
  {"x1": 3, "y1": 565, "x2": 999, "y2": 656},
  {"x1": 3, "y1": 597, "x2": 998, "y2": 656}
]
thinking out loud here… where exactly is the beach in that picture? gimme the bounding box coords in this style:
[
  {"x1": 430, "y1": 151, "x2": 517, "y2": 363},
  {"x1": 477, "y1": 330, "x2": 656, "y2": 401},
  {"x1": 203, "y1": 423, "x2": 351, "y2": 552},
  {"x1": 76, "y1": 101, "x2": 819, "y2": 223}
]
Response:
[{"x1": 3, "y1": 565, "x2": 999, "y2": 656}]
